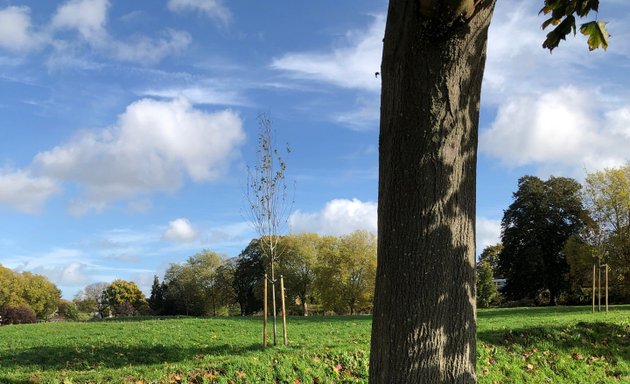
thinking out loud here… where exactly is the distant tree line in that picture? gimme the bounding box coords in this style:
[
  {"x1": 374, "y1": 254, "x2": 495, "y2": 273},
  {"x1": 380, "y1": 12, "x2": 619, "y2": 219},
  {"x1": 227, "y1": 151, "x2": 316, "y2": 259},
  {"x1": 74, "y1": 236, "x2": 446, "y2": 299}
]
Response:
[
  {"x1": 72, "y1": 279, "x2": 150, "y2": 318},
  {"x1": 1, "y1": 230, "x2": 376, "y2": 324},
  {"x1": 477, "y1": 165, "x2": 630, "y2": 307},
  {"x1": 147, "y1": 230, "x2": 377, "y2": 317},
  {"x1": 5, "y1": 165, "x2": 627, "y2": 323}
]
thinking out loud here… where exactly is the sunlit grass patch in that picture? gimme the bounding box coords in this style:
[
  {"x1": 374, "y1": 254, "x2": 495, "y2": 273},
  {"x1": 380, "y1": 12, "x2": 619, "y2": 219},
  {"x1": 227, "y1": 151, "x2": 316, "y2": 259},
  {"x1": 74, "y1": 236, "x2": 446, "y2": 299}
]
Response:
[{"x1": 0, "y1": 306, "x2": 628, "y2": 383}]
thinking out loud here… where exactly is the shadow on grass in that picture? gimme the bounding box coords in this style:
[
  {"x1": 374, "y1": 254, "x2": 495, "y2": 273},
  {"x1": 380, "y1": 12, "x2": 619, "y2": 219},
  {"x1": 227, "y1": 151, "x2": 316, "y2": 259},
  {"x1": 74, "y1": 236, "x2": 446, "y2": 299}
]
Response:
[
  {"x1": 477, "y1": 305, "x2": 630, "y2": 321},
  {"x1": 93, "y1": 315, "x2": 374, "y2": 324},
  {"x1": 286, "y1": 315, "x2": 372, "y2": 323},
  {"x1": 0, "y1": 378, "x2": 34, "y2": 384},
  {"x1": 0, "y1": 343, "x2": 264, "y2": 371},
  {"x1": 478, "y1": 321, "x2": 630, "y2": 364}
]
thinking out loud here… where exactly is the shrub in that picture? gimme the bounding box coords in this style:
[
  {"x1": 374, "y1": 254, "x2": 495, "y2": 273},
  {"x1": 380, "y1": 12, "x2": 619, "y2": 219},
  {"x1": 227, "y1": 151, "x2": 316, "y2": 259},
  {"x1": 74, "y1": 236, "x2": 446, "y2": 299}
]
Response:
[
  {"x1": 113, "y1": 302, "x2": 136, "y2": 317},
  {"x1": 58, "y1": 300, "x2": 80, "y2": 321},
  {"x1": 136, "y1": 302, "x2": 153, "y2": 316},
  {"x1": 476, "y1": 261, "x2": 500, "y2": 308},
  {"x1": 1, "y1": 306, "x2": 37, "y2": 325}
]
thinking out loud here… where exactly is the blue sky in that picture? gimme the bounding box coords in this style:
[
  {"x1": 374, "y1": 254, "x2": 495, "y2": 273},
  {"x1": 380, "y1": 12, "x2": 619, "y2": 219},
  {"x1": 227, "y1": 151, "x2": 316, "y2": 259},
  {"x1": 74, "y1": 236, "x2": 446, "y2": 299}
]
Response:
[{"x1": 1, "y1": 0, "x2": 629, "y2": 299}]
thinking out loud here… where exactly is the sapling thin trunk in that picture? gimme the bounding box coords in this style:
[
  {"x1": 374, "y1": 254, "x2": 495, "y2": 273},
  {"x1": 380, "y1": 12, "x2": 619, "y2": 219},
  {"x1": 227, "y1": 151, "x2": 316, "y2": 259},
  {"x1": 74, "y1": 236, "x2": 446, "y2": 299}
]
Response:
[
  {"x1": 271, "y1": 264, "x2": 277, "y2": 346},
  {"x1": 245, "y1": 113, "x2": 291, "y2": 348}
]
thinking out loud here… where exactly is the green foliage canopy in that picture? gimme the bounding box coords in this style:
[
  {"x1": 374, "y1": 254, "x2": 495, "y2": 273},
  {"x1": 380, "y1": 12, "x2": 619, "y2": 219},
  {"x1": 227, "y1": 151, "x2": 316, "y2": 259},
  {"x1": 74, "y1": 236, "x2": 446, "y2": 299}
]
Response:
[
  {"x1": 233, "y1": 239, "x2": 266, "y2": 316},
  {"x1": 583, "y1": 165, "x2": 630, "y2": 298},
  {"x1": 540, "y1": 0, "x2": 609, "y2": 51},
  {"x1": 73, "y1": 282, "x2": 109, "y2": 317},
  {"x1": 278, "y1": 233, "x2": 320, "y2": 316},
  {"x1": 479, "y1": 243, "x2": 503, "y2": 277},
  {"x1": 476, "y1": 261, "x2": 500, "y2": 308},
  {"x1": 499, "y1": 176, "x2": 588, "y2": 305},
  {"x1": 148, "y1": 275, "x2": 164, "y2": 314},
  {"x1": 163, "y1": 250, "x2": 228, "y2": 316},
  {"x1": 315, "y1": 231, "x2": 377, "y2": 315},
  {"x1": 0, "y1": 265, "x2": 61, "y2": 319},
  {"x1": 102, "y1": 279, "x2": 146, "y2": 316}
]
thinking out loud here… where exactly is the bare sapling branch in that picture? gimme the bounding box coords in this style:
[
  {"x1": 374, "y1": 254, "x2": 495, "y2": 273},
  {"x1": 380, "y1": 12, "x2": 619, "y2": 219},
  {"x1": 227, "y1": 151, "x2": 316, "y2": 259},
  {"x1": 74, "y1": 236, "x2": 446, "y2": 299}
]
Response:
[{"x1": 245, "y1": 112, "x2": 292, "y2": 346}]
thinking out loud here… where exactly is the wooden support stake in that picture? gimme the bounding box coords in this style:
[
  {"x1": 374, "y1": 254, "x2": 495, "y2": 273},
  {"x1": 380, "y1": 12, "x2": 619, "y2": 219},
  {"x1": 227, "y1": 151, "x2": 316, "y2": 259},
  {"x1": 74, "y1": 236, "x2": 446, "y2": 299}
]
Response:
[
  {"x1": 592, "y1": 264, "x2": 596, "y2": 313},
  {"x1": 605, "y1": 264, "x2": 609, "y2": 314},
  {"x1": 280, "y1": 275, "x2": 288, "y2": 346},
  {"x1": 598, "y1": 264, "x2": 602, "y2": 312},
  {"x1": 263, "y1": 273, "x2": 268, "y2": 348}
]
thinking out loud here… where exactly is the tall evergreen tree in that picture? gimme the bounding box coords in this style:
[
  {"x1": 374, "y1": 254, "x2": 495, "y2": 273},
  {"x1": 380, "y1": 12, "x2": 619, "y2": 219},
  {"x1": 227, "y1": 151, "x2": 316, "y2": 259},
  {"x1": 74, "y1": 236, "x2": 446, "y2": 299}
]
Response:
[
  {"x1": 148, "y1": 275, "x2": 164, "y2": 314},
  {"x1": 498, "y1": 176, "x2": 587, "y2": 305}
]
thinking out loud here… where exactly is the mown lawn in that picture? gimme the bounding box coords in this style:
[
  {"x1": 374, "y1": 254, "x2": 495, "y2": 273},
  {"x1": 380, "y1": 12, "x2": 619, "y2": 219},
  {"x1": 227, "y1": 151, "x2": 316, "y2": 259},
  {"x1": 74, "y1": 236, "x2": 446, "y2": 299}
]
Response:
[
  {"x1": 477, "y1": 306, "x2": 630, "y2": 383},
  {"x1": 0, "y1": 316, "x2": 370, "y2": 384},
  {"x1": 0, "y1": 306, "x2": 628, "y2": 383}
]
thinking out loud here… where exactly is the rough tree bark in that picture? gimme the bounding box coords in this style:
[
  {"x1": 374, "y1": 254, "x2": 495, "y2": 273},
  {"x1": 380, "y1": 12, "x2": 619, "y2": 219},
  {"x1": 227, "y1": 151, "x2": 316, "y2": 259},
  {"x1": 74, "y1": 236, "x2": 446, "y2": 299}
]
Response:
[{"x1": 370, "y1": 1, "x2": 496, "y2": 383}]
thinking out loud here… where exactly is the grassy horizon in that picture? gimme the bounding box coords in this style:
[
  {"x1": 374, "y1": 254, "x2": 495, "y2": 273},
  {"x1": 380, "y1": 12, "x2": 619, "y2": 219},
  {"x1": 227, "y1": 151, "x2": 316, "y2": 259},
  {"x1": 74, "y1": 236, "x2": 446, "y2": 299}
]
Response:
[{"x1": 0, "y1": 305, "x2": 628, "y2": 383}]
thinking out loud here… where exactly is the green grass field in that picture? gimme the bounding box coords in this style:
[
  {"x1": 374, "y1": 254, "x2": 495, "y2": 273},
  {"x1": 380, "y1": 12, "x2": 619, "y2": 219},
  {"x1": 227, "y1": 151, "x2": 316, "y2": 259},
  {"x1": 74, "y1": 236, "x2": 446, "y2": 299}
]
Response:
[{"x1": 0, "y1": 306, "x2": 628, "y2": 383}]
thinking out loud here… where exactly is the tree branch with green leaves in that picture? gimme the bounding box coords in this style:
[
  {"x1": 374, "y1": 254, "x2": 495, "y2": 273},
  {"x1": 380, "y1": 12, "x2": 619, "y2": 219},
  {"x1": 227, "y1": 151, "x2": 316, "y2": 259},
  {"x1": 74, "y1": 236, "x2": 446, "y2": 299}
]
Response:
[{"x1": 540, "y1": 0, "x2": 609, "y2": 51}]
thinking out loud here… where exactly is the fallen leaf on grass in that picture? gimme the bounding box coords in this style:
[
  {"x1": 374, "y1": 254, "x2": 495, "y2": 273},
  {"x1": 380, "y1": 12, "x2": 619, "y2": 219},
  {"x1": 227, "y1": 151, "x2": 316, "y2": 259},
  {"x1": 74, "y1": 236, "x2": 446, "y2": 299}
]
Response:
[
  {"x1": 572, "y1": 352, "x2": 583, "y2": 361},
  {"x1": 525, "y1": 363, "x2": 534, "y2": 371},
  {"x1": 587, "y1": 355, "x2": 601, "y2": 364}
]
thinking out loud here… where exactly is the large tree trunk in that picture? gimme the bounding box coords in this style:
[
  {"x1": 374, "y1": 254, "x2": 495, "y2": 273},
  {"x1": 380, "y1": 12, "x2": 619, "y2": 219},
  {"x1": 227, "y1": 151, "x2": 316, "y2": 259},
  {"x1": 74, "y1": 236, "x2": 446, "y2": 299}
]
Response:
[{"x1": 370, "y1": 1, "x2": 496, "y2": 383}]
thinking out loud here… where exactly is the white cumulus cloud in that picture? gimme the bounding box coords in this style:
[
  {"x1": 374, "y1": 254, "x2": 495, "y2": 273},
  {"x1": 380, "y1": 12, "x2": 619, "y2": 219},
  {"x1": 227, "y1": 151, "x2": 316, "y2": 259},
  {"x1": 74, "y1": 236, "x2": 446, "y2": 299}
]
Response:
[
  {"x1": 0, "y1": 6, "x2": 45, "y2": 51},
  {"x1": 31, "y1": 98, "x2": 245, "y2": 214},
  {"x1": 46, "y1": 0, "x2": 191, "y2": 65},
  {"x1": 476, "y1": 217, "x2": 501, "y2": 253},
  {"x1": 167, "y1": 0, "x2": 231, "y2": 26},
  {"x1": 272, "y1": 14, "x2": 384, "y2": 92},
  {"x1": 31, "y1": 262, "x2": 90, "y2": 286},
  {"x1": 51, "y1": 0, "x2": 109, "y2": 42},
  {"x1": 289, "y1": 198, "x2": 377, "y2": 236},
  {"x1": 483, "y1": 0, "x2": 607, "y2": 104},
  {"x1": 480, "y1": 86, "x2": 630, "y2": 174},
  {"x1": 0, "y1": 169, "x2": 59, "y2": 213},
  {"x1": 163, "y1": 218, "x2": 200, "y2": 243}
]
